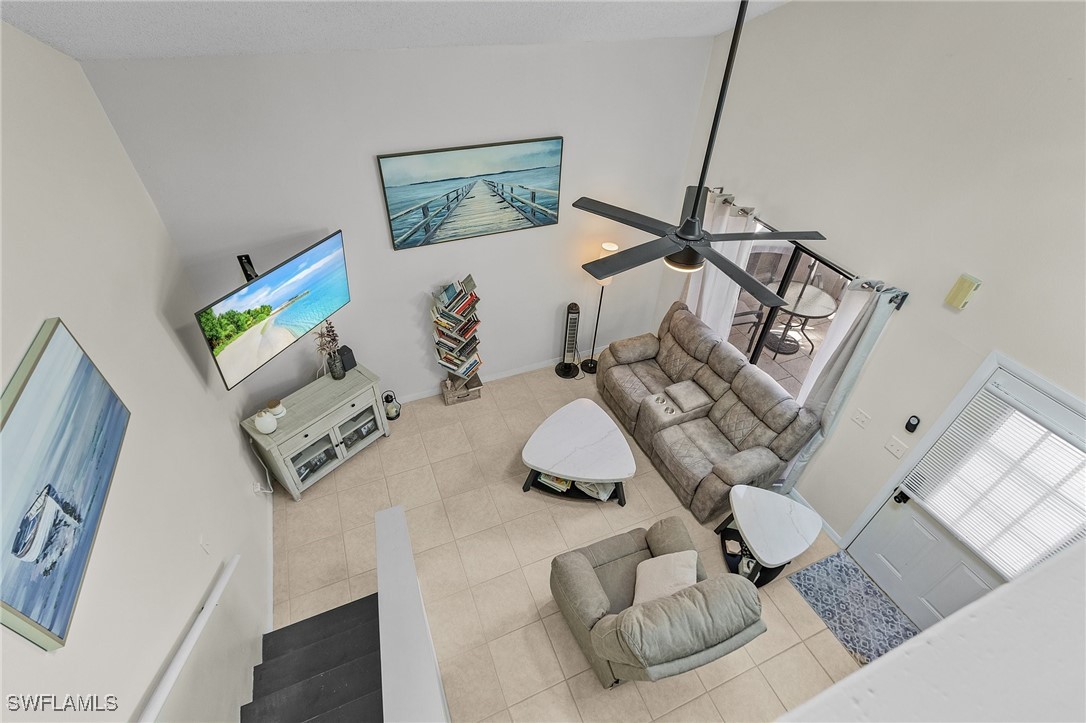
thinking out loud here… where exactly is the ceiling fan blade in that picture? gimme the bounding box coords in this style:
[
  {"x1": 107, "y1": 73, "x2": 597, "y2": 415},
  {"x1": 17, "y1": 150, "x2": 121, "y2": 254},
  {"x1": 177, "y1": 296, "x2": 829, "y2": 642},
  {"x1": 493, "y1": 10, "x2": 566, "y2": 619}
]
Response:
[
  {"x1": 680, "y1": 186, "x2": 708, "y2": 222},
  {"x1": 583, "y1": 236, "x2": 682, "y2": 281},
  {"x1": 694, "y1": 246, "x2": 787, "y2": 308},
  {"x1": 573, "y1": 197, "x2": 675, "y2": 237},
  {"x1": 708, "y1": 230, "x2": 826, "y2": 243}
]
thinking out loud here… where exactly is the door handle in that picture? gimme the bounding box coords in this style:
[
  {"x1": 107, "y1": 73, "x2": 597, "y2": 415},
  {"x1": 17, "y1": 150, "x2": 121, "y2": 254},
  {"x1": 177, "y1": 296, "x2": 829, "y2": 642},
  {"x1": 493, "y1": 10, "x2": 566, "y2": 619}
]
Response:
[{"x1": 893, "y1": 490, "x2": 911, "y2": 504}]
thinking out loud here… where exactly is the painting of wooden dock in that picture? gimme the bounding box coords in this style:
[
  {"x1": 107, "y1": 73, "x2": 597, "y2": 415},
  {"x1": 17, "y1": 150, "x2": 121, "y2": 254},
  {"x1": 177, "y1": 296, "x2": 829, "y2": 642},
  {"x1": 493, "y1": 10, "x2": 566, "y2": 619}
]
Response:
[{"x1": 378, "y1": 137, "x2": 563, "y2": 250}]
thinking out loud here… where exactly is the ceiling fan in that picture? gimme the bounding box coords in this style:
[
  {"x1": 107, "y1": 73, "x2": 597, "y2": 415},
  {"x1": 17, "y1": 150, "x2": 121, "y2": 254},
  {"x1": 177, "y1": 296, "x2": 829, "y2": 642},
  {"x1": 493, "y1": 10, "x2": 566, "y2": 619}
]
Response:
[{"x1": 575, "y1": 0, "x2": 824, "y2": 308}]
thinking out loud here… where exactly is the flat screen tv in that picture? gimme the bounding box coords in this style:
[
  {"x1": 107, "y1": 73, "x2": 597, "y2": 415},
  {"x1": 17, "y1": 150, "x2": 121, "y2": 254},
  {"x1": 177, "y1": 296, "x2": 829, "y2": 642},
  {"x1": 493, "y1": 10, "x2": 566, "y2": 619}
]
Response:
[{"x1": 195, "y1": 230, "x2": 350, "y2": 390}]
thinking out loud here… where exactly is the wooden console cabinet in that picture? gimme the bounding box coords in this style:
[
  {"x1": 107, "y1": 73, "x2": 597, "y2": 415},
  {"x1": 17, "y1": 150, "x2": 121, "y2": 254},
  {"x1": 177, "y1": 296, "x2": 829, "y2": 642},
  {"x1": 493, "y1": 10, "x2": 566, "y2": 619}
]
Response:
[{"x1": 241, "y1": 366, "x2": 389, "y2": 500}]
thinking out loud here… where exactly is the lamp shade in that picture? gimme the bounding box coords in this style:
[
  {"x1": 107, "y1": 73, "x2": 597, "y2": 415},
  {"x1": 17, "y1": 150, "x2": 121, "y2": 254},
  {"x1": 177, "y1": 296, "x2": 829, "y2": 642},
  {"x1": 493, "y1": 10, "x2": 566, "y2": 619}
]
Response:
[{"x1": 598, "y1": 242, "x2": 619, "y2": 286}]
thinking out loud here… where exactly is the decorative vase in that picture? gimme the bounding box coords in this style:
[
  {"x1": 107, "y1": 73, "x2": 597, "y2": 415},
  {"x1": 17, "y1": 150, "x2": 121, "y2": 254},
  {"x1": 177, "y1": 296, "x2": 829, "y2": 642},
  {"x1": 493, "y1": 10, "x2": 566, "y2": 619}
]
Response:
[
  {"x1": 254, "y1": 410, "x2": 277, "y2": 434},
  {"x1": 328, "y1": 352, "x2": 346, "y2": 380}
]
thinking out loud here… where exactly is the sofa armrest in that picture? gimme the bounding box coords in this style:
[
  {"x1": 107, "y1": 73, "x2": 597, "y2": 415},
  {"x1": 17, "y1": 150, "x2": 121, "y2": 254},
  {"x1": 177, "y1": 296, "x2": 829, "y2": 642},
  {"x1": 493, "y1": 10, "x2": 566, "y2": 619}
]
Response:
[
  {"x1": 550, "y1": 551, "x2": 615, "y2": 631},
  {"x1": 596, "y1": 348, "x2": 619, "y2": 394},
  {"x1": 592, "y1": 575, "x2": 762, "y2": 668},
  {"x1": 609, "y1": 333, "x2": 660, "y2": 365},
  {"x1": 646, "y1": 516, "x2": 706, "y2": 581},
  {"x1": 712, "y1": 447, "x2": 782, "y2": 487}
]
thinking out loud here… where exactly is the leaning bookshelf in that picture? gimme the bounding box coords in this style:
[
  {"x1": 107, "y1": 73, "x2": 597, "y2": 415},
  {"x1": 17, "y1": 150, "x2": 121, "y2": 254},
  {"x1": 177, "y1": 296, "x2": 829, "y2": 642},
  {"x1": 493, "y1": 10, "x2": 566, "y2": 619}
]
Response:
[{"x1": 431, "y1": 274, "x2": 484, "y2": 405}]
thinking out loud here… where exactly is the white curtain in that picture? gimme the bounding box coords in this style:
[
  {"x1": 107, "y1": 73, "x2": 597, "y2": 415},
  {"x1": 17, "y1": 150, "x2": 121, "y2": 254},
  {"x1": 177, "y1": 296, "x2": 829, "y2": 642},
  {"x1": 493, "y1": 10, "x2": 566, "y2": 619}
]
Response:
[
  {"x1": 780, "y1": 279, "x2": 903, "y2": 493},
  {"x1": 680, "y1": 192, "x2": 757, "y2": 337}
]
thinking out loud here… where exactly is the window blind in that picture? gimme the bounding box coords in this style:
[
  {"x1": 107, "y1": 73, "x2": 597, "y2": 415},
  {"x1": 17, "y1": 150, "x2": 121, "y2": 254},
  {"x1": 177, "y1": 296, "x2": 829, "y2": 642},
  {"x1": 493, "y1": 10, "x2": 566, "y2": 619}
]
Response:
[{"x1": 902, "y1": 369, "x2": 1086, "y2": 580}]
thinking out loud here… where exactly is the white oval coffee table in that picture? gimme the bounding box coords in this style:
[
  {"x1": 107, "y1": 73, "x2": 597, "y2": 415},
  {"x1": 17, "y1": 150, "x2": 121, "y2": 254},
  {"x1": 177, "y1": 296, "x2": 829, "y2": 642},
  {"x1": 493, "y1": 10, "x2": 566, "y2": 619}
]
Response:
[{"x1": 521, "y1": 398, "x2": 635, "y2": 506}]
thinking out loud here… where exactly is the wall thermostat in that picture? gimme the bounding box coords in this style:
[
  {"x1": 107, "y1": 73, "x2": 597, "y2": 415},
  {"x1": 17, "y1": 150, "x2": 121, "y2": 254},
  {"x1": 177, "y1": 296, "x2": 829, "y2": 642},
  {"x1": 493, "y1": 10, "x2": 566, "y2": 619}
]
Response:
[{"x1": 906, "y1": 415, "x2": 920, "y2": 433}]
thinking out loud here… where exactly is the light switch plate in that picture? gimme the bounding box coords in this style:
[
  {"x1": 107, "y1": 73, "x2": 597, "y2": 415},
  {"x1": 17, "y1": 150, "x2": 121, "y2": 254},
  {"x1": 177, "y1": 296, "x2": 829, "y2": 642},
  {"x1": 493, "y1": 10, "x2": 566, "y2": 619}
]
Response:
[
  {"x1": 885, "y1": 436, "x2": 908, "y2": 459},
  {"x1": 852, "y1": 409, "x2": 871, "y2": 429}
]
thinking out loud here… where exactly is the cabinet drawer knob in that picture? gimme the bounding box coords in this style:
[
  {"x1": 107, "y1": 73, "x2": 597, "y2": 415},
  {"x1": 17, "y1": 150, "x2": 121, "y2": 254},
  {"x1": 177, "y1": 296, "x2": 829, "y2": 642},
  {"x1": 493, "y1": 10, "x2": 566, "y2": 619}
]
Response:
[
  {"x1": 303, "y1": 433, "x2": 309, "y2": 438},
  {"x1": 351, "y1": 403, "x2": 356, "y2": 408}
]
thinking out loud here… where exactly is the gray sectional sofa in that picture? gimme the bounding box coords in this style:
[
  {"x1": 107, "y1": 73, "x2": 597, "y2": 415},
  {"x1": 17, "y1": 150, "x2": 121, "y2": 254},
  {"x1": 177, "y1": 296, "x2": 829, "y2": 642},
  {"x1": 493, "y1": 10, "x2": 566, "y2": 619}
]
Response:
[{"x1": 597, "y1": 301, "x2": 819, "y2": 522}]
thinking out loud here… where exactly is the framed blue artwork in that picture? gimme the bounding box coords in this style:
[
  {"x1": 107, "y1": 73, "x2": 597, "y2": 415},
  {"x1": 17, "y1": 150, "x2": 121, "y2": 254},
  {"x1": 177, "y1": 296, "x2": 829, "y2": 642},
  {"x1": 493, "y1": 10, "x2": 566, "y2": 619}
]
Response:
[
  {"x1": 1, "y1": 319, "x2": 130, "y2": 650},
  {"x1": 378, "y1": 136, "x2": 563, "y2": 250}
]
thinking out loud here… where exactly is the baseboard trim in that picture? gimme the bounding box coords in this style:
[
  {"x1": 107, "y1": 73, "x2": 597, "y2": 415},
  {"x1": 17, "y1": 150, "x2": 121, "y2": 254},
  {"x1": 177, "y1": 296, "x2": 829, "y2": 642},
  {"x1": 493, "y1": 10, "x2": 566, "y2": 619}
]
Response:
[
  {"x1": 398, "y1": 348, "x2": 599, "y2": 405},
  {"x1": 787, "y1": 487, "x2": 844, "y2": 546}
]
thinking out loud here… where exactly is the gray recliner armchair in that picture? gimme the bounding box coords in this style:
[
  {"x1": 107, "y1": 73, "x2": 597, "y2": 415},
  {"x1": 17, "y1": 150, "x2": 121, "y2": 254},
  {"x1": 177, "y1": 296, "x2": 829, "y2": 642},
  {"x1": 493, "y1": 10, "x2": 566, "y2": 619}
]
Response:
[{"x1": 550, "y1": 517, "x2": 765, "y2": 688}]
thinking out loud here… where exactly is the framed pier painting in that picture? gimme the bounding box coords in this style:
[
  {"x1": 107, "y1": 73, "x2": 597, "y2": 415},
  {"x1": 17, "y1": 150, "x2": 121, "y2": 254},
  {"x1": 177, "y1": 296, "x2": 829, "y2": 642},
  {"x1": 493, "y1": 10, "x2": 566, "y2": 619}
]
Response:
[
  {"x1": 0, "y1": 318, "x2": 130, "y2": 650},
  {"x1": 378, "y1": 136, "x2": 563, "y2": 250}
]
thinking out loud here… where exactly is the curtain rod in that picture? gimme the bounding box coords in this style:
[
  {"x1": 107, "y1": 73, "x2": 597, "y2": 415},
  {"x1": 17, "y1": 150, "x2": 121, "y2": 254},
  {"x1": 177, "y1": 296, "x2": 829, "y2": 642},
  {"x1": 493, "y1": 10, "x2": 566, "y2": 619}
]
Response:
[{"x1": 714, "y1": 189, "x2": 909, "y2": 311}]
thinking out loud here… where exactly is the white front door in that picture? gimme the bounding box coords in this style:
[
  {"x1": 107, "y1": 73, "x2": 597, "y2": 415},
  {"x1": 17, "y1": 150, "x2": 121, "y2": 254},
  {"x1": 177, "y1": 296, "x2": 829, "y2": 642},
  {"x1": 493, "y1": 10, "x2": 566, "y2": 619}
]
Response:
[{"x1": 849, "y1": 489, "x2": 1004, "y2": 630}]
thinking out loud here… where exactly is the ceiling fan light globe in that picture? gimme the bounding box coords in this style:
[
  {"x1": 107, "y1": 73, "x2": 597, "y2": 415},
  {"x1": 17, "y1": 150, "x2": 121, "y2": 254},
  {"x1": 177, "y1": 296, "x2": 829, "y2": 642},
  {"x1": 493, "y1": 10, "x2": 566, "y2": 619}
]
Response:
[{"x1": 663, "y1": 248, "x2": 705, "y2": 273}]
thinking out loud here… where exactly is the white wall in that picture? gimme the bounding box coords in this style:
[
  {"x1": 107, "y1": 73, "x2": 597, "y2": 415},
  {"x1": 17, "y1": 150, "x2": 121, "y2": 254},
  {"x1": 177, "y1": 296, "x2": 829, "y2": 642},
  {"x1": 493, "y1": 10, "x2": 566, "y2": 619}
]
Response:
[
  {"x1": 784, "y1": 542, "x2": 1086, "y2": 722},
  {"x1": 664, "y1": 1, "x2": 1086, "y2": 537},
  {"x1": 80, "y1": 37, "x2": 715, "y2": 414},
  {"x1": 1, "y1": 24, "x2": 269, "y2": 721}
]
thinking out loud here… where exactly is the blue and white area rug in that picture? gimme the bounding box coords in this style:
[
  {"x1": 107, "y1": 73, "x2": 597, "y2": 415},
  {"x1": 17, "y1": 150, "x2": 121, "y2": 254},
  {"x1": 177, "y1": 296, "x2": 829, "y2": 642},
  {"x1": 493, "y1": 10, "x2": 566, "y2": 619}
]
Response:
[{"x1": 789, "y1": 550, "x2": 920, "y2": 665}]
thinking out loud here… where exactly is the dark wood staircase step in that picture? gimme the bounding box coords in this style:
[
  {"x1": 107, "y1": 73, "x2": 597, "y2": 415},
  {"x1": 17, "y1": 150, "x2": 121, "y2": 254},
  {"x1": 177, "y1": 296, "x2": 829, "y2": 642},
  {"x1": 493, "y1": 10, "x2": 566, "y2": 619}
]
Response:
[
  {"x1": 262, "y1": 593, "x2": 378, "y2": 662},
  {"x1": 304, "y1": 688, "x2": 383, "y2": 722},
  {"x1": 253, "y1": 615, "x2": 380, "y2": 698},
  {"x1": 241, "y1": 650, "x2": 381, "y2": 723}
]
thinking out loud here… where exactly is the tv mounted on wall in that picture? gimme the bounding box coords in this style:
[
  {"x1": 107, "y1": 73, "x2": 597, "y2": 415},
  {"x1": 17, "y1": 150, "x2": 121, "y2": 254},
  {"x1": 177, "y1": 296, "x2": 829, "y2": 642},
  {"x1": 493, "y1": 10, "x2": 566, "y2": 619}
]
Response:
[{"x1": 195, "y1": 230, "x2": 350, "y2": 390}]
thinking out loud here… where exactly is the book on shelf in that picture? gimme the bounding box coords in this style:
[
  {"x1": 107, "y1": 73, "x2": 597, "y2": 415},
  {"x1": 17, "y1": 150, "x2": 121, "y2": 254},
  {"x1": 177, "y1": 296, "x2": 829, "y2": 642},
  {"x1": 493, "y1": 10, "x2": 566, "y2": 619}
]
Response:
[
  {"x1": 537, "y1": 473, "x2": 573, "y2": 492},
  {"x1": 456, "y1": 317, "x2": 480, "y2": 338},
  {"x1": 436, "y1": 282, "x2": 458, "y2": 308}
]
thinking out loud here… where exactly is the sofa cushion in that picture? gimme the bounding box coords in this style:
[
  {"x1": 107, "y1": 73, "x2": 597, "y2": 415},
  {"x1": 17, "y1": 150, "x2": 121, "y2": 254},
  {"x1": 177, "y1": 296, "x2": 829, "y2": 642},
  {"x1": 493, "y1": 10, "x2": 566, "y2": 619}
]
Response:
[
  {"x1": 632, "y1": 551, "x2": 698, "y2": 605},
  {"x1": 709, "y1": 391, "x2": 778, "y2": 452},
  {"x1": 602, "y1": 360, "x2": 671, "y2": 424},
  {"x1": 706, "y1": 339, "x2": 749, "y2": 385},
  {"x1": 656, "y1": 309, "x2": 720, "y2": 382},
  {"x1": 656, "y1": 333, "x2": 706, "y2": 383},
  {"x1": 730, "y1": 365, "x2": 800, "y2": 433},
  {"x1": 574, "y1": 528, "x2": 652, "y2": 615},
  {"x1": 653, "y1": 419, "x2": 738, "y2": 498}
]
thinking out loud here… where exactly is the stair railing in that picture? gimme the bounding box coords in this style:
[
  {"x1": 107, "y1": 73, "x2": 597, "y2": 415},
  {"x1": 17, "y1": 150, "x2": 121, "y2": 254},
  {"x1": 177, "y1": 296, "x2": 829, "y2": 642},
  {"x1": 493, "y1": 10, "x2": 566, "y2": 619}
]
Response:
[
  {"x1": 137, "y1": 554, "x2": 241, "y2": 722},
  {"x1": 375, "y1": 506, "x2": 450, "y2": 722}
]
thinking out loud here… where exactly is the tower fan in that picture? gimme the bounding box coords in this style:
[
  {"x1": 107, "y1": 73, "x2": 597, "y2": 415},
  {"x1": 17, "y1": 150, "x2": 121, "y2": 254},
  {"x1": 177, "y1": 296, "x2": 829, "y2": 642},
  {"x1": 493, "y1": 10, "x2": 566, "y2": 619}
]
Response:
[{"x1": 555, "y1": 303, "x2": 580, "y2": 378}]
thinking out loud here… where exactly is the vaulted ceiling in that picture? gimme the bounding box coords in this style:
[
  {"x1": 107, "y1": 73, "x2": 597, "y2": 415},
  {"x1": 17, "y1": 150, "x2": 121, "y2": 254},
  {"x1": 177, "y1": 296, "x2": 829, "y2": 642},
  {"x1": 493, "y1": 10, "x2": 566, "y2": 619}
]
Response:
[{"x1": 1, "y1": 1, "x2": 784, "y2": 60}]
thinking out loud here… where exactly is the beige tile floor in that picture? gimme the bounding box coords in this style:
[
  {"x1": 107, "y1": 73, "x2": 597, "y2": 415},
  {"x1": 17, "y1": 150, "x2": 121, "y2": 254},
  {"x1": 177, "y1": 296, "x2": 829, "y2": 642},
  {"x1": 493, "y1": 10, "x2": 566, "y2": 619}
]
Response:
[{"x1": 271, "y1": 366, "x2": 859, "y2": 722}]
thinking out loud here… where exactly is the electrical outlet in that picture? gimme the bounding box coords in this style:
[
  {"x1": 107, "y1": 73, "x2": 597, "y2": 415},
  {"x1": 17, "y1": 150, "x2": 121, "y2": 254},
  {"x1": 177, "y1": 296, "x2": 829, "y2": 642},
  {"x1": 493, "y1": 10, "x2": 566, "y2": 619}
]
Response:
[
  {"x1": 885, "y1": 435, "x2": 908, "y2": 459},
  {"x1": 852, "y1": 409, "x2": 871, "y2": 429}
]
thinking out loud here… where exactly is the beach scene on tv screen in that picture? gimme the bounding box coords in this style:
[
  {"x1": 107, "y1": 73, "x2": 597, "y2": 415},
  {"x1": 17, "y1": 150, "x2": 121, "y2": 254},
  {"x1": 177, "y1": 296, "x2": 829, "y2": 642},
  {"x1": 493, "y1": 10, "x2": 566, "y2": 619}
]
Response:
[{"x1": 197, "y1": 234, "x2": 349, "y2": 388}]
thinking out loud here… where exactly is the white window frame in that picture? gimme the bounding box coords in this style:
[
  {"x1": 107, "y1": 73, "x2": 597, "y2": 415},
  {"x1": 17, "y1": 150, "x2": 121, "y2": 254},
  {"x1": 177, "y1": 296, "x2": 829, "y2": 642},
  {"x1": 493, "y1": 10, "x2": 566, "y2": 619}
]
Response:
[{"x1": 839, "y1": 351, "x2": 1086, "y2": 549}]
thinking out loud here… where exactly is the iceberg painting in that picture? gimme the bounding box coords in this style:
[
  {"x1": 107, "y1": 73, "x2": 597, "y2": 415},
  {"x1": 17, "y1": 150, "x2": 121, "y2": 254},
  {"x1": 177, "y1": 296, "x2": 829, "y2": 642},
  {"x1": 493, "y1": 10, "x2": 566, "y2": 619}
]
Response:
[
  {"x1": 379, "y1": 137, "x2": 563, "y2": 250},
  {"x1": 0, "y1": 319, "x2": 129, "y2": 650}
]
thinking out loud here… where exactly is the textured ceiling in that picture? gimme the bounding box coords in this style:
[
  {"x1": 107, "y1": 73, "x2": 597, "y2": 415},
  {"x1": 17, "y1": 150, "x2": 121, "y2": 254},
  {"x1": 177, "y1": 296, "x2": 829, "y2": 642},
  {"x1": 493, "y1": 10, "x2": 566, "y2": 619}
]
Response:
[{"x1": 1, "y1": 1, "x2": 785, "y2": 61}]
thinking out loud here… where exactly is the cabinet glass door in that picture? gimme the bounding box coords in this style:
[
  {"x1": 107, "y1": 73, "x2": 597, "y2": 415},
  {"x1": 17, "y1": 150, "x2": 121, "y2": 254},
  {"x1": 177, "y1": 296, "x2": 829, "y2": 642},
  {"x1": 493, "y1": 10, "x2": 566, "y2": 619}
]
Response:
[
  {"x1": 337, "y1": 405, "x2": 379, "y2": 454},
  {"x1": 289, "y1": 433, "x2": 339, "y2": 486}
]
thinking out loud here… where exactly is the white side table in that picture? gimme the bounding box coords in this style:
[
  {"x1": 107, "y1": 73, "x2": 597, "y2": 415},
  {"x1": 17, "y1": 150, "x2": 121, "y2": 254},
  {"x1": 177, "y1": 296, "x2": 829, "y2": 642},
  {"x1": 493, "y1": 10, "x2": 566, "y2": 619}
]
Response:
[{"x1": 714, "y1": 485, "x2": 823, "y2": 586}]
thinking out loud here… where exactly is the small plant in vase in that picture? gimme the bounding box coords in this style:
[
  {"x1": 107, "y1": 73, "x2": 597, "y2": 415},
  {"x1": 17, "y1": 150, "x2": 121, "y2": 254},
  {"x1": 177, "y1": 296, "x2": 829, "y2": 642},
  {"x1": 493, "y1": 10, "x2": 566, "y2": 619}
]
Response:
[{"x1": 315, "y1": 320, "x2": 345, "y2": 380}]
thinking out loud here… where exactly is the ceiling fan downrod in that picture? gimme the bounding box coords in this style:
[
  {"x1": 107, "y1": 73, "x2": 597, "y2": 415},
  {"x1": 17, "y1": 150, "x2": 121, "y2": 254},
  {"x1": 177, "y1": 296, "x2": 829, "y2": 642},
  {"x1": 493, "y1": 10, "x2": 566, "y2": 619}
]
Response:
[{"x1": 674, "y1": 0, "x2": 749, "y2": 245}]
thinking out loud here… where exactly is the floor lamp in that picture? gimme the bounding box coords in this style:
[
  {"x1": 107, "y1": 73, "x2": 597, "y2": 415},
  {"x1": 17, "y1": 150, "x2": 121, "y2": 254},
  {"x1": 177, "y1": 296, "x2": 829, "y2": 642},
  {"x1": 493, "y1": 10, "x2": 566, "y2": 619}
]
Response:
[{"x1": 581, "y1": 242, "x2": 619, "y2": 374}]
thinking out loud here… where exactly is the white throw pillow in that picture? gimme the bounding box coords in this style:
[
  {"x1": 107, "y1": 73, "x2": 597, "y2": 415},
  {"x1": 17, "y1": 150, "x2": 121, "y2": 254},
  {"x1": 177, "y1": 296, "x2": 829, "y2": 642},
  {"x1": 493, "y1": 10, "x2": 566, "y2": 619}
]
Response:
[{"x1": 632, "y1": 550, "x2": 699, "y2": 605}]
